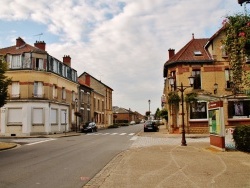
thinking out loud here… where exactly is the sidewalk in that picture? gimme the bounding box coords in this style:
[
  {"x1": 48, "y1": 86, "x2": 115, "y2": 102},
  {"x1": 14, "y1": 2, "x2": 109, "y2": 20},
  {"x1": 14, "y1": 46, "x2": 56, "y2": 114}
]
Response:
[{"x1": 84, "y1": 125, "x2": 250, "y2": 188}]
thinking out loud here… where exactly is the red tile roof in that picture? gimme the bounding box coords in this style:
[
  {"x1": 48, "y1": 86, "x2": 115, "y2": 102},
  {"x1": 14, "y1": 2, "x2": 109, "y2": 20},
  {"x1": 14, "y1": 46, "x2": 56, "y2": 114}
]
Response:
[
  {"x1": 165, "y1": 38, "x2": 212, "y2": 66},
  {"x1": 0, "y1": 40, "x2": 46, "y2": 55}
]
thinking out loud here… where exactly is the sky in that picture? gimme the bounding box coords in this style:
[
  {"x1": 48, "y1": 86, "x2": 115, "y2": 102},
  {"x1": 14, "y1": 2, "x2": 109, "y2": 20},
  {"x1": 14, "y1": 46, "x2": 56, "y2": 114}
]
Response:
[{"x1": 0, "y1": 0, "x2": 247, "y2": 115}]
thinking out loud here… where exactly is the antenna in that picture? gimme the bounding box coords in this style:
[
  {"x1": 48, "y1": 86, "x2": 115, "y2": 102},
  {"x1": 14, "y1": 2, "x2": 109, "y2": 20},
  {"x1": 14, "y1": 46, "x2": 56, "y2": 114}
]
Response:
[{"x1": 33, "y1": 33, "x2": 43, "y2": 40}]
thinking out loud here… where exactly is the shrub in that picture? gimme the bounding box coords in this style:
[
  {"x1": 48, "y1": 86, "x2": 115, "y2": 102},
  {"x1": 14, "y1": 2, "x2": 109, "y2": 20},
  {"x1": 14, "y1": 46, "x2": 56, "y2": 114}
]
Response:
[
  {"x1": 233, "y1": 125, "x2": 250, "y2": 152},
  {"x1": 108, "y1": 124, "x2": 119, "y2": 129}
]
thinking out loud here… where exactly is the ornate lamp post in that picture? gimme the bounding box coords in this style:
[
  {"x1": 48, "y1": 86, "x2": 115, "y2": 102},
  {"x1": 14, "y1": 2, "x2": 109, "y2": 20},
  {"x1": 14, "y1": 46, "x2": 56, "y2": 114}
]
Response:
[
  {"x1": 75, "y1": 98, "x2": 78, "y2": 133},
  {"x1": 148, "y1": 100, "x2": 151, "y2": 120},
  {"x1": 168, "y1": 75, "x2": 195, "y2": 146}
]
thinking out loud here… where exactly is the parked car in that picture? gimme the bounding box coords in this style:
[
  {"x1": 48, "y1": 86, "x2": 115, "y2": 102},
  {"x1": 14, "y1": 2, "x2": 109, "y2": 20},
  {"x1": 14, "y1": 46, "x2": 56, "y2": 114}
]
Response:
[
  {"x1": 82, "y1": 122, "x2": 97, "y2": 133},
  {"x1": 144, "y1": 121, "x2": 159, "y2": 132},
  {"x1": 130, "y1": 121, "x2": 136, "y2": 125}
]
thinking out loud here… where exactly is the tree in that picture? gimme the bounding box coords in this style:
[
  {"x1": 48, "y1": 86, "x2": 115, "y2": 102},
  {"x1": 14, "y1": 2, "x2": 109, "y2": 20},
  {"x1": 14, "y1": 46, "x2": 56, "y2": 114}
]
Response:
[
  {"x1": 145, "y1": 111, "x2": 150, "y2": 116},
  {"x1": 222, "y1": 13, "x2": 250, "y2": 94},
  {"x1": 154, "y1": 108, "x2": 161, "y2": 119},
  {"x1": 0, "y1": 57, "x2": 11, "y2": 107},
  {"x1": 160, "y1": 108, "x2": 168, "y2": 121}
]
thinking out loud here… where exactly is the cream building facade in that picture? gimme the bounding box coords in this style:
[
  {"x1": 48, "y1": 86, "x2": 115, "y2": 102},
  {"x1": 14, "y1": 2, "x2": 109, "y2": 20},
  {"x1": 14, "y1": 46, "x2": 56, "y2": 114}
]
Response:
[{"x1": 0, "y1": 37, "x2": 78, "y2": 136}]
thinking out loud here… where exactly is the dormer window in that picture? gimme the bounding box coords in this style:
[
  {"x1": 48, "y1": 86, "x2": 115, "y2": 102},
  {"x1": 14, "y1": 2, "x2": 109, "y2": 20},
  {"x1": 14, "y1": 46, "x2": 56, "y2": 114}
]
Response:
[{"x1": 194, "y1": 51, "x2": 202, "y2": 56}]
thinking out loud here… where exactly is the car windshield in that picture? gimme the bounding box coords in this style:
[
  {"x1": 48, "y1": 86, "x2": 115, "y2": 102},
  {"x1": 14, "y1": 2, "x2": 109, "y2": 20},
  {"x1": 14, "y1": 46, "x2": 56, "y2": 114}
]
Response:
[{"x1": 88, "y1": 122, "x2": 95, "y2": 126}]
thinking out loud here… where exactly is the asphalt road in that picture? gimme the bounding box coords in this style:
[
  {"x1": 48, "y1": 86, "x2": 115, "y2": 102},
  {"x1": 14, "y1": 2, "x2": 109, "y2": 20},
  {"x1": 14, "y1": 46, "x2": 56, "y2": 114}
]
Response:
[{"x1": 0, "y1": 124, "x2": 143, "y2": 188}]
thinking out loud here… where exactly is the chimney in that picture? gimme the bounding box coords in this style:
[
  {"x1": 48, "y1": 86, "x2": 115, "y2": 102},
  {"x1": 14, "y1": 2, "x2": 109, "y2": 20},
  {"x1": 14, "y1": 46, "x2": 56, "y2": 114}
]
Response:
[
  {"x1": 34, "y1": 41, "x2": 46, "y2": 51},
  {"x1": 168, "y1": 48, "x2": 175, "y2": 59},
  {"x1": 16, "y1": 37, "x2": 26, "y2": 49},
  {"x1": 85, "y1": 74, "x2": 90, "y2": 86},
  {"x1": 63, "y1": 55, "x2": 71, "y2": 67}
]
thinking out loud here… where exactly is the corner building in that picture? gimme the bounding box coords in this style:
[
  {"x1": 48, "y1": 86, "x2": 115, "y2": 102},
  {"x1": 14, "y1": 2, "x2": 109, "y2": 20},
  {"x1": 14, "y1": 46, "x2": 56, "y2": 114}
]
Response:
[{"x1": 0, "y1": 37, "x2": 78, "y2": 136}]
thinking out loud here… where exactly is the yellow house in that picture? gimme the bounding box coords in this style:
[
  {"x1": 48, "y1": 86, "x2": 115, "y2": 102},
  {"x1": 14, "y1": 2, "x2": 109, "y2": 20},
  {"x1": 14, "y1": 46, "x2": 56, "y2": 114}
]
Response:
[
  {"x1": 163, "y1": 30, "x2": 250, "y2": 134},
  {"x1": 0, "y1": 37, "x2": 78, "y2": 136}
]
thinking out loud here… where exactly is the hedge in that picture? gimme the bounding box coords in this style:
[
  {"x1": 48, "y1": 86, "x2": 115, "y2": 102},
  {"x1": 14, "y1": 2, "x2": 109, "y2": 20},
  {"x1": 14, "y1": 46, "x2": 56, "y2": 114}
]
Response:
[{"x1": 233, "y1": 125, "x2": 250, "y2": 152}]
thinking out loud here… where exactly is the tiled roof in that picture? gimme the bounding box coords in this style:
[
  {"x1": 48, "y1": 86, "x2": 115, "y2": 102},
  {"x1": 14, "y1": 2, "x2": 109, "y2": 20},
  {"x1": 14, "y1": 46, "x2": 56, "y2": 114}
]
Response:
[
  {"x1": 0, "y1": 42, "x2": 46, "y2": 55},
  {"x1": 165, "y1": 38, "x2": 212, "y2": 66}
]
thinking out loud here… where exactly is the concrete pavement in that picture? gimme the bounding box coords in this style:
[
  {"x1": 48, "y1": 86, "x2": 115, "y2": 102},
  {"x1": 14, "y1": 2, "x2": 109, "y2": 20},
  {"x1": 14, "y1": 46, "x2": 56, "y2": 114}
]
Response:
[
  {"x1": 84, "y1": 126, "x2": 250, "y2": 188},
  {"x1": 1, "y1": 127, "x2": 249, "y2": 188}
]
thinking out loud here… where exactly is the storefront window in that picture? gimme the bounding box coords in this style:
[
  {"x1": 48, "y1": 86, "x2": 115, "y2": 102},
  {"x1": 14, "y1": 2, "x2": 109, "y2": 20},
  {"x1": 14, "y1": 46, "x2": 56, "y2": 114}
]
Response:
[
  {"x1": 228, "y1": 100, "x2": 250, "y2": 118},
  {"x1": 190, "y1": 102, "x2": 207, "y2": 119}
]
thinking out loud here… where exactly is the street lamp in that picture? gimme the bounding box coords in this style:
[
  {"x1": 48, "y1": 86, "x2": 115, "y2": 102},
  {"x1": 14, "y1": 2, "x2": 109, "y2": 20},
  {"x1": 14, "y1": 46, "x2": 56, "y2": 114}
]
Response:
[
  {"x1": 168, "y1": 75, "x2": 195, "y2": 146},
  {"x1": 148, "y1": 100, "x2": 151, "y2": 120},
  {"x1": 75, "y1": 98, "x2": 78, "y2": 133}
]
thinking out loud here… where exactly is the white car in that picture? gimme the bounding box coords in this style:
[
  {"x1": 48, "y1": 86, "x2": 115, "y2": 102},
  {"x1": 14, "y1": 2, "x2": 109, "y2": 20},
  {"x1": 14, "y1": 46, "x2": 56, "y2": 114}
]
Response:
[{"x1": 130, "y1": 121, "x2": 136, "y2": 125}]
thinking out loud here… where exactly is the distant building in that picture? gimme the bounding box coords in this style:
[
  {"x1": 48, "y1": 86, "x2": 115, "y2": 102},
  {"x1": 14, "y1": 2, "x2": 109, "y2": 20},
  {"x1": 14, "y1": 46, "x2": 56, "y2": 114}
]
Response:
[
  {"x1": 78, "y1": 72, "x2": 113, "y2": 128},
  {"x1": 113, "y1": 106, "x2": 145, "y2": 124}
]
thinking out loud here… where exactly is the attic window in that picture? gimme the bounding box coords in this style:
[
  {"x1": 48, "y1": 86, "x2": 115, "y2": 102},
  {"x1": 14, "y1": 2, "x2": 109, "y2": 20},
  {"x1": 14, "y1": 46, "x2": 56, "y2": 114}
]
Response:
[{"x1": 194, "y1": 51, "x2": 202, "y2": 56}]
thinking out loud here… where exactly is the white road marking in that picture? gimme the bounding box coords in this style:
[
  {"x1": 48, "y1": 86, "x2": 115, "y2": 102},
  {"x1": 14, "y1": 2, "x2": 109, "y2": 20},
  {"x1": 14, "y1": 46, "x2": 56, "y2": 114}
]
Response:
[
  {"x1": 111, "y1": 133, "x2": 118, "y2": 135},
  {"x1": 120, "y1": 133, "x2": 126, "y2": 135},
  {"x1": 26, "y1": 138, "x2": 56, "y2": 146},
  {"x1": 129, "y1": 133, "x2": 135, "y2": 136},
  {"x1": 130, "y1": 136, "x2": 138, "y2": 141}
]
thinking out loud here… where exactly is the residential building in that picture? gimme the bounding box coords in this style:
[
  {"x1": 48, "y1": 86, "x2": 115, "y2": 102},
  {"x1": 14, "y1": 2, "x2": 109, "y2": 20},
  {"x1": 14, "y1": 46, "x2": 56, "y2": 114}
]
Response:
[
  {"x1": 112, "y1": 106, "x2": 137, "y2": 124},
  {"x1": 0, "y1": 37, "x2": 78, "y2": 136},
  {"x1": 163, "y1": 31, "x2": 250, "y2": 134},
  {"x1": 78, "y1": 72, "x2": 113, "y2": 128},
  {"x1": 77, "y1": 80, "x2": 93, "y2": 129}
]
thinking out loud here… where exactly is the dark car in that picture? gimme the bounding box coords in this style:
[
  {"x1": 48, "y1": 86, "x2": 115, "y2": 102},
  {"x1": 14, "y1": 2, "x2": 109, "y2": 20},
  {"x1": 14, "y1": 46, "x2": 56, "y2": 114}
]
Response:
[
  {"x1": 82, "y1": 122, "x2": 97, "y2": 133},
  {"x1": 144, "y1": 121, "x2": 159, "y2": 132}
]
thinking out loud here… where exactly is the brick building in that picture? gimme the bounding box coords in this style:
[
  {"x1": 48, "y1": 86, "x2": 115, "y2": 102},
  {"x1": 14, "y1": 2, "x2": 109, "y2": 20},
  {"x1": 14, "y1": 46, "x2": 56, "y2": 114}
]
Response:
[{"x1": 163, "y1": 30, "x2": 250, "y2": 134}]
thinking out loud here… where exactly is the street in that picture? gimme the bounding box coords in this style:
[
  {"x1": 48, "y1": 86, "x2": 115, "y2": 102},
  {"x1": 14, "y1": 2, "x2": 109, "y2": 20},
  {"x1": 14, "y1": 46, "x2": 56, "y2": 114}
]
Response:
[{"x1": 0, "y1": 124, "x2": 143, "y2": 188}]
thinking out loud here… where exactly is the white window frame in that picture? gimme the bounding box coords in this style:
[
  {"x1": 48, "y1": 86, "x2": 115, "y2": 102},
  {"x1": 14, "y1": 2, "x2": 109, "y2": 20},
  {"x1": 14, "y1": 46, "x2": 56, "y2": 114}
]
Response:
[
  {"x1": 11, "y1": 81, "x2": 20, "y2": 98},
  {"x1": 10, "y1": 55, "x2": 22, "y2": 69},
  {"x1": 62, "y1": 87, "x2": 66, "y2": 100},
  {"x1": 34, "y1": 81, "x2": 44, "y2": 98}
]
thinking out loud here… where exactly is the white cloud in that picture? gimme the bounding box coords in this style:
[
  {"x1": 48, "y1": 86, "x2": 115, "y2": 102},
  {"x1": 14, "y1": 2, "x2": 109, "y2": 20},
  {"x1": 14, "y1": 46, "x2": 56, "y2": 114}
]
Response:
[{"x1": 0, "y1": 0, "x2": 246, "y2": 114}]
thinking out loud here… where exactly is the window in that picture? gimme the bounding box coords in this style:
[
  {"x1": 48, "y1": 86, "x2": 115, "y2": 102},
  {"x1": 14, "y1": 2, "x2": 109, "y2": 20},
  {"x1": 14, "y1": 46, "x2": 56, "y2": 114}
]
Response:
[
  {"x1": 11, "y1": 81, "x2": 20, "y2": 98},
  {"x1": 32, "y1": 108, "x2": 44, "y2": 124},
  {"x1": 53, "y1": 85, "x2": 57, "y2": 98},
  {"x1": 51, "y1": 108, "x2": 58, "y2": 124},
  {"x1": 194, "y1": 51, "x2": 202, "y2": 56},
  {"x1": 10, "y1": 55, "x2": 22, "y2": 69},
  {"x1": 62, "y1": 87, "x2": 66, "y2": 100},
  {"x1": 35, "y1": 58, "x2": 44, "y2": 70},
  {"x1": 221, "y1": 45, "x2": 228, "y2": 57},
  {"x1": 190, "y1": 102, "x2": 207, "y2": 119},
  {"x1": 87, "y1": 92, "x2": 90, "y2": 104},
  {"x1": 225, "y1": 69, "x2": 232, "y2": 89},
  {"x1": 228, "y1": 100, "x2": 250, "y2": 118},
  {"x1": 72, "y1": 91, "x2": 76, "y2": 102},
  {"x1": 34, "y1": 82, "x2": 43, "y2": 97},
  {"x1": 192, "y1": 70, "x2": 201, "y2": 89},
  {"x1": 53, "y1": 59, "x2": 58, "y2": 73}
]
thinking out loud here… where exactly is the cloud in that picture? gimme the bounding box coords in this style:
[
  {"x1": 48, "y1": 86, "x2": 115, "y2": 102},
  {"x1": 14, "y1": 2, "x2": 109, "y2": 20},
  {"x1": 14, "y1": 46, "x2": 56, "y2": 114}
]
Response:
[{"x1": 0, "y1": 0, "x2": 245, "y2": 114}]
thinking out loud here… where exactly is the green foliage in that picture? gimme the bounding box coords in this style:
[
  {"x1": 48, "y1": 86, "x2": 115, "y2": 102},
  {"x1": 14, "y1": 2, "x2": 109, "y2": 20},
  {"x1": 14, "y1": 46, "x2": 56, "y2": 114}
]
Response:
[
  {"x1": 167, "y1": 91, "x2": 180, "y2": 105},
  {"x1": 222, "y1": 13, "x2": 250, "y2": 94},
  {"x1": 0, "y1": 57, "x2": 11, "y2": 107},
  {"x1": 160, "y1": 108, "x2": 168, "y2": 121},
  {"x1": 108, "y1": 124, "x2": 119, "y2": 128},
  {"x1": 154, "y1": 108, "x2": 161, "y2": 119},
  {"x1": 185, "y1": 92, "x2": 197, "y2": 103},
  {"x1": 233, "y1": 125, "x2": 250, "y2": 152}
]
